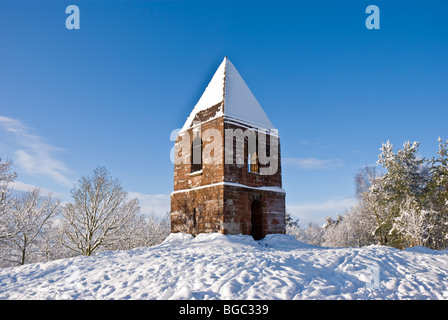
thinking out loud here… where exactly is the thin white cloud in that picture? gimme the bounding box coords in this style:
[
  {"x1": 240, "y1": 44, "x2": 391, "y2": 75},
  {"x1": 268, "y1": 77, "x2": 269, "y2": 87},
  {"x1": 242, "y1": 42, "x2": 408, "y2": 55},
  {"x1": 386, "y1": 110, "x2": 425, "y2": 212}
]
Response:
[
  {"x1": 11, "y1": 180, "x2": 68, "y2": 200},
  {"x1": 0, "y1": 115, "x2": 74, "y2": 187},
  {"x1": 287, "y1": 196, "x2": 356, "y2": 227},
  {"x1": 127, "y1": 191, "x2": 170, "y2": 217},
  {"x1": 283, "y1": 157, "x2": 343, "y2": 170}
]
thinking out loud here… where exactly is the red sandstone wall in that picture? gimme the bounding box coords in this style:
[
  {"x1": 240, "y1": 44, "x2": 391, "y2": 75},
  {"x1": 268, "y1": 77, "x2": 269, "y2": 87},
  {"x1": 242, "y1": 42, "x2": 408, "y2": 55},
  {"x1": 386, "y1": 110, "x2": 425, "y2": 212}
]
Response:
[
  {"x1": 223, "y1": 185, "x2": 285, "y2": 236},
  {"x1": 171, "y1": 185, "x2": 225, "y2": 235},
  {"x1": 173, "y1": 118, "x2": 225, "y2": 192},
  {"x1": 171, "y1": 115, "x2": 286, "y2": 238}
]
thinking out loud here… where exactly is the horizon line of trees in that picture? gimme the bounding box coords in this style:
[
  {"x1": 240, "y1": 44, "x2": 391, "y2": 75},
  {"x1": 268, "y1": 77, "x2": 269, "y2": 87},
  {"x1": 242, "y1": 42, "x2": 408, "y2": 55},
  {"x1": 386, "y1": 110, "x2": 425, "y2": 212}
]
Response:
[
  {"x1": 287, "y1": 137, "x2": 448, "y2": 250},
  {"x1": 2, "y1": 137, "x2": 447, "y2": 267},
  {"x1": 0, "y1": 162, "x2": 170, "y2": 268}
]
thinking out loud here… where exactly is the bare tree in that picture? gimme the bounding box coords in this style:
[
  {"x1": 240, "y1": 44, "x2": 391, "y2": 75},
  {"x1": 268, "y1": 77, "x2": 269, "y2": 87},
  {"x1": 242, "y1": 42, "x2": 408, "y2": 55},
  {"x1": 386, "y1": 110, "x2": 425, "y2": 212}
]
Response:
[
  {"x1": 102, "y1": 212, "x2": 147, "y2": 251},
  {"x1": 0, "y1": 158, "x2": 17, "y2": 241},
  {"x1": 101, "y1": 211, "x2": 170, "y2": 251},
  {"x1": 355, "y1": 165, "x2": 377, "y2": 199},
  {"x1": 61, "y1": 166, "x2": 140, "y2": 256},
  {"x1": 36, "y1": 220, "x2": 74, "y2": 262},
  {"x1": 5, "y1": 189, "x2": 60, "y2": 265},
  {"x1": 143, "y1": 212, "x2": 170, "y2": 247}
]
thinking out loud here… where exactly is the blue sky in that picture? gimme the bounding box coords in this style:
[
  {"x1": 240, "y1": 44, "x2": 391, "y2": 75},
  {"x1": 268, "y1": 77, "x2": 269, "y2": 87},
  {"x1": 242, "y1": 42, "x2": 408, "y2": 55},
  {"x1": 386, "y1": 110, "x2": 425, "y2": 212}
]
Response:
[{"x1": 1, "y1": 0, "x2": 447, "y2": 226}]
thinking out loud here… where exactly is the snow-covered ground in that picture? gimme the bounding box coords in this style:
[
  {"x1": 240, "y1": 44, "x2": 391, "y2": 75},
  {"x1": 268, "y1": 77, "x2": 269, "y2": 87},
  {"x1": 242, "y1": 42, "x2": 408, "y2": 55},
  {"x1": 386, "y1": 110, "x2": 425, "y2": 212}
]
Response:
[{"x1": 1, "y1": 233, "x2": 448, "y2": 300}]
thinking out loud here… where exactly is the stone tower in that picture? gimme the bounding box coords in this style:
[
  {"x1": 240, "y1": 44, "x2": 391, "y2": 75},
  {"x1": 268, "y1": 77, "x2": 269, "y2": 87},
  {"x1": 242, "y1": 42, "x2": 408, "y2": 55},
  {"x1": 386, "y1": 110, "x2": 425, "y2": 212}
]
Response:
[{"x1": 170, "y1": 57, "x2": 285, "y2": 240}]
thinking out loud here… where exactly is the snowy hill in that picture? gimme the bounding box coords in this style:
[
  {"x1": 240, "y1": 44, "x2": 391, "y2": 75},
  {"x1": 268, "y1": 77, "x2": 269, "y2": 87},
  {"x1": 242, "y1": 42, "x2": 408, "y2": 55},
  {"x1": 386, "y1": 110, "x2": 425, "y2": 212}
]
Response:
[{"x1": 1, "y1": 233, "x2": 448, "y2": 300}]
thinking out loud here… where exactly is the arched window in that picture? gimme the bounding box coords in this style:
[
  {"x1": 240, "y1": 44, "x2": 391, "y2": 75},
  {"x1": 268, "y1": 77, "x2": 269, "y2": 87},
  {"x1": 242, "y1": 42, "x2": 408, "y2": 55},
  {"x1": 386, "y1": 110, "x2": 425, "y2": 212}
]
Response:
[{"x1": 191, "y1": 136, "x2": 203, "y2": 172}]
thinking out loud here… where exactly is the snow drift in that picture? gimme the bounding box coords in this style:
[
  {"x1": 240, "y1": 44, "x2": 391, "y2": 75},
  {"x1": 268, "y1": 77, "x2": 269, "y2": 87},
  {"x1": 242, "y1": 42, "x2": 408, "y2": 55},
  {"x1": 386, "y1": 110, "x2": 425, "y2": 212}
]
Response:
[{"x1": 1, "y1": 233, "x2": 448, "y2": 300}]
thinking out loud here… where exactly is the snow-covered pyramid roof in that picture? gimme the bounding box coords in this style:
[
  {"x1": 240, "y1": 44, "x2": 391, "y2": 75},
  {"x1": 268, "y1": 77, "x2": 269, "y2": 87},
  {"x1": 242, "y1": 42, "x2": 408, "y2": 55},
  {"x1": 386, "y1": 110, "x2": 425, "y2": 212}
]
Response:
[{"x1": 180, "y1": 57, "x2": 275, "y2": 132}]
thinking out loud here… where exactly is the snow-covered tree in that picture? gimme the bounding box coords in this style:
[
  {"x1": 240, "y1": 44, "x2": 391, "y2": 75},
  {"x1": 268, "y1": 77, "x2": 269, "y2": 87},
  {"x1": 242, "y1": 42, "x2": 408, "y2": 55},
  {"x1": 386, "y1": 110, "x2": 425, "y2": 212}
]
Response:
[
  {"x1": 355, "y1": 166, "x2": 377, "y2": 199},
  {"x1": 36, "y1": 220, "x2": 74, "y2": 262},
  {"x1": 303, "y1": 223, "x2": 324, "y2": 246},
  {"x1": 373, "y1": 140, "x2": 430, "y2": 247},
  {"x1": 102, "y1": 212, "x2": 147, "y2": 251},
  {"x1": 142, "y1": 212, "x2": 170, "y2": 247},
  {"x1": 61, "y1": 167, "x2": 140, "y2": 256},
  {"x1": 390, "y1": 196, "x2": 429, "y2": 247},
  {"x1": 102, "y1": 211, "x2": 170, "y2": 251},
  {"x1": 285, "y1": 211, "x2": 305, "y2": 242},
  {"x1": 0, "y1": 158, "x2": 17, "y2": 241},
  {"x1": 297, "y1": 139, "x2": 448, "y2": 250},
  {"x1": 377, "y1": 140, "x2": 429, "y2": 202},
  {"x1": 425, "y1": 137, "x2": 448, "y2": 249},
  {"x1": 321, "y1": 215, "x2": 343, "y2": 247},
  {"x1": 322, "y1": 204, "x2": 377, "y2": 248},
  {"x1": 3, "y1": 189, "x2": 60, "y2": 265}
]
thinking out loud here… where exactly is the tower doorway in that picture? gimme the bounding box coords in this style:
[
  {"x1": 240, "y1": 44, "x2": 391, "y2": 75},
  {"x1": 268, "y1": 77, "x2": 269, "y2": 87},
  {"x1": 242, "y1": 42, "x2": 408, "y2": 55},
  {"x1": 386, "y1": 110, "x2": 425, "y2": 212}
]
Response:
[{"x1": 251, "y1": 200, "x2": 264, "y2": 240}]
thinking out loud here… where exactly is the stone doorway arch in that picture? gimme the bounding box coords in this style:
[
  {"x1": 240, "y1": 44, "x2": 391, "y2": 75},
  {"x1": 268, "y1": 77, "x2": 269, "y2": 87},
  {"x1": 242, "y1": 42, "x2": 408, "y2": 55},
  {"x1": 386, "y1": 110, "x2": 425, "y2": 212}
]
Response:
[{"x1": 251, "y1": 200, "x2": 264, "y2": 240}]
